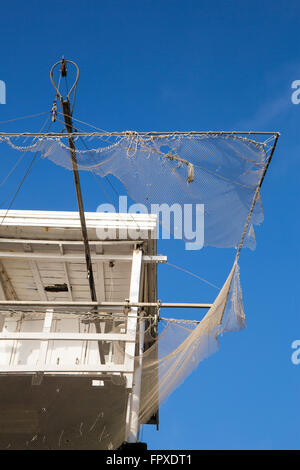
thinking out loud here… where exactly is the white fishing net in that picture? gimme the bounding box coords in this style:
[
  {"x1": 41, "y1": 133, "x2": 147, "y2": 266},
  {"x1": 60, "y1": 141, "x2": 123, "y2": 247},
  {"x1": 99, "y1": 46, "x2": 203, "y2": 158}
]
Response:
[
  {"x1": 0, "y1": 260, "x2": 243, "y2": 449},
  {"x1": 0, "y1": 132, "x2": 277, "y2": 248},
  {"x1": 138, "y1": 260, "x2": 245, "y2": 425},
  {"x1": 0, "y1": 131, "x2": 278, "y2": 449}
]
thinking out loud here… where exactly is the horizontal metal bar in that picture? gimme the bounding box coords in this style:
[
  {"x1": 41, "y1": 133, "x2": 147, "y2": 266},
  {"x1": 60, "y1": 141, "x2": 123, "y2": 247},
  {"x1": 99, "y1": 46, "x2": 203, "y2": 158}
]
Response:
[
  {"x1": 0, "y1": 252, "x2": 166, "y2": 263},
  {"x1": 0, "y1": 332, "x2": 136, "y2": 341},
  {"x1": 0, "y1": 300, "x2": 212, "y2": 308},
  {"x1": 0, "y1": 238, "x2": 144, "y2": 246},
  {"x1": 159, "y1": 302, "x2": 212, "y2": 308},
  {"x1": 0, "y1": 372, "x2": 125, "y2": 378},
  {"x1": 0, "y1": 364, "x2": 132, "y2": 373},
  {"x1": 0, "y1": 131, "x2": 280, "y2": 137}
]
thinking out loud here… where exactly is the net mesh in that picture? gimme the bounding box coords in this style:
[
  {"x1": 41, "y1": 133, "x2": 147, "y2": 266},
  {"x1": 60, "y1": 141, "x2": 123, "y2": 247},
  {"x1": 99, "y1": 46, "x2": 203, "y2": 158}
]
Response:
[
  {"x1": 0, "y1": 131, "x2": 277, "y2": 449},
  {"x1": 0, "y1": 260, "x2": 243, "y2": 449},
  {"x1": 0, "y1": 132, "x2": 277, "y2": 248}
]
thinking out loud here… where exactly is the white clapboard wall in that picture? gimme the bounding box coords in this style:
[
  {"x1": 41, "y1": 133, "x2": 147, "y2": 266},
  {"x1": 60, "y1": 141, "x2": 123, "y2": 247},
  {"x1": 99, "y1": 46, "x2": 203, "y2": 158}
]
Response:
[{"x1": 0, "y1": 210, "x2": 161, "y2": 381}]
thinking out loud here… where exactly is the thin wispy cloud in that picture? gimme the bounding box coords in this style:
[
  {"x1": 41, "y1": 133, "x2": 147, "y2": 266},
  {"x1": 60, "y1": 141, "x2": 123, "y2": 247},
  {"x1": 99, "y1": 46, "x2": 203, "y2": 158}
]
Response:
[{"x1": 237, "y1": 93, "x2": 291, "y2": 129}]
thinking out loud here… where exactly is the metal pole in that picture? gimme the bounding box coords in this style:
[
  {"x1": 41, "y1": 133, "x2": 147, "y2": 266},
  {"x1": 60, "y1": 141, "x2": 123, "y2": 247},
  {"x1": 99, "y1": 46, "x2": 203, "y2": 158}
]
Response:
[
  {"x1": 61, "y1": 98, "x2": 97, "y2": 303},
  {"x1": 0, "y1": 131, "x2": 281, "y2": 137},
  {"x1": 127, "y1": 315, "x2": 145, "y2": 443},
  {"x1": 0, "y1": 300, "x2": 212, "y2": 308}
]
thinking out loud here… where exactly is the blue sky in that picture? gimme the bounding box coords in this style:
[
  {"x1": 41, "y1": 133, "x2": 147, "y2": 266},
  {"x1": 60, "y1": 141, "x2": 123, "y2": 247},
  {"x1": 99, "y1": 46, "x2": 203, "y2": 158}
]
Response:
[{"x1": 0, "y1": 0, "x2": 299, "y2": 450}]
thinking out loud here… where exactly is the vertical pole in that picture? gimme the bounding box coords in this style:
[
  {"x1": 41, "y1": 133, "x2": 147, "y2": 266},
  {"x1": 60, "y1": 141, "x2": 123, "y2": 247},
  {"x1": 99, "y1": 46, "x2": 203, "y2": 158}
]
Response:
[
  {"x1": 125, "y1": 248, "x2": 143, "y2": 443},
  {"x1": 61, "y1": 99, "x2": 107, "y2": 364},
  {"x1": 127, "y1": 315, "x2": 145, "y2": 443},
  {"x1": 61, "y1": 99, "x2": 97, "y2": 303},
  {"x1": 38, "y1": 308, "x2": 54, "y2": 368}
]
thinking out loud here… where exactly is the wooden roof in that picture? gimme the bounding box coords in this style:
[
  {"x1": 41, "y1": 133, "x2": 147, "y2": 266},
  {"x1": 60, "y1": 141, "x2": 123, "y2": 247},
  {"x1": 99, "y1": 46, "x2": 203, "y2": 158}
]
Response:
[{"x1": 0, "y1": 210, "x2": 158, "y2": 305}]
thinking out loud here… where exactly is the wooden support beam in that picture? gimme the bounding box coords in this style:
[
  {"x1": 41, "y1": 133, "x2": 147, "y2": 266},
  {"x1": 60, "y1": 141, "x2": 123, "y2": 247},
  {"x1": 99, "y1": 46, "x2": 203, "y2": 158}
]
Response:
[
  {"x1": 0, "y1": 364, "x2": 133, "y2": 373},
  {"x1": 38, "y1": 309, "x2": 53, "y2": 369},
  {"x1": 95, "y1": 244, "x2": 105, "y2": 302},
  {"x1": 23, "y1": 243, "x2": 48, "y2": 301},
  {"x1": 61, "y1": 97, "x2": 97, "y2": 303},
  {"x1": 0, "y1": 252, "x2": 166, "y2": 263},
  {"x1": 0, "y1": 261, "x2": 18, "y2": 300},
  {"x1": 0, "y1": 238, "x2": 144, "y2": 246},
  {"x1": 0, "y1": 332, "x2": 136, "y2": 342},
  {"x1": 0, "y1": 300, "x2": 212, "y2": 308},
  {"x1": 125, "y1": 248, "x2": 143, "y2": 440}
]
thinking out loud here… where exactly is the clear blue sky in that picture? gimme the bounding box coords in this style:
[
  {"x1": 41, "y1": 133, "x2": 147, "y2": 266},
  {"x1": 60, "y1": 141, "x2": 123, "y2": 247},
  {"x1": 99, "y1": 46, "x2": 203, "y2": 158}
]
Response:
[{"x1": 0, "y1": 0, "x2": 299, "y2": 450}]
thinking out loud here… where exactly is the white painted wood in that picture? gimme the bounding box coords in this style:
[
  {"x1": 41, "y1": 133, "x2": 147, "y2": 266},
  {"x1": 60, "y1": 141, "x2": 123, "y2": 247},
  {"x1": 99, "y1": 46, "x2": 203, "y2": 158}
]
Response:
[
  {"x1": 0, "y1": 252, "x2": 166, "y2": 263},
  {"x1": 7, "y1": 317, "x2": 43, "y2": 367},
  {"x1": 0, "y1": 280, "x2": 6, "y2": 300},
  {"x1": 0, "y1": 261, "x2": 18, "y2": 300},
  {"x1": 29, "y1": 261, "x2": 48, "y2": 300},
  {"x1": 127, "y1": 318, "x2": 145, "y2": 443},
  {"x1": 0, "y1": 364, "x2": 132, "y2": 373},
  {"x1": 0, "y1": 316, "x2": 17, "y2": 366},
  {"x1": 0, "y1": 300, "x2": 210, "y2": 308},
  {"x1": 124, "y1": 249, "x2": 143, "y2": 441},
  {"x1": 96, "y1": 244, "x2": 105, "y2": 302},
  {"x1": 0, "y1": 332, "x2": 136, "y2": 342},
  {"x1": 0, "y1": 238, "x2": 144, "y2": 246},
  {"x1": 0, "y1": 210, "x2": 159, "y2": 409},
  {"x1": 47, "y1": 317, "x2": 86, "y2": 367},
  {"x1": 0, "y1": 210, "x2": 157, "y2": 234},
  {"x1": 62, "y1": 262, "x2": 73, "y2": 301},
  {"x1": 38, "y1": 309, "x2": 53, "y2": 368}
]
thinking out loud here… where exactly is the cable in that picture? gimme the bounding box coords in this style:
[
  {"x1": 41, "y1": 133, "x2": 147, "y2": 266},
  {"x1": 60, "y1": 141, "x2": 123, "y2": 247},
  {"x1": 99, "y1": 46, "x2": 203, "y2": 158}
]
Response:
[
  {"x1": 0, "y1": 116, "x2": 53, "y2": 225},
  {"x1": 0, "y1": 153, "x2": 39, "y2": 215},
  {"x1": 0, "y1": 152, "x2": 27, "y2": 189},
  {"x1": 57, "y1": 111, "x2": 110, "y2": 134},
  {"x1": 0, "y1": 111, "x2": 50, "y2": 125},
  {"x1": 78, "y1": 135, "x2": 120, "y2": 200},
  {"x1": 0, "y1": 114, "x2": 52, "y2": 189},
  {"x1": 166, "y1": 262, "x2": 220, "y2": 290},
  {"x1": 53, "y1": 115, "x2": 119, "y2": 205}
]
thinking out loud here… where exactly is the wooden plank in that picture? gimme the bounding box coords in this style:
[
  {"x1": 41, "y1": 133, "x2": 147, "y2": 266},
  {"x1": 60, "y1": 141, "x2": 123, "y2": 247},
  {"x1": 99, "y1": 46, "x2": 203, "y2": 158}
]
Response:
[
  {"x1": 0, "y1": 364, "x2": 132, "y2": 373},
  {"x1": 11, "y1": 289, "x2": 40, "y2": 300},
  {"x1": 0, "y1": 261, "x2": 18, "y2": 300},
  {"x1": 38, "y1": 308, "x2": 53, "y2": 367},
  {"x1": 125, "y1": 249, "x2": 143, "y2": 441},
  {"x1": 0, "y1": 252, "x2": 167, "y2": 263},
  {"x1": 29, "y1": 262, "x2": 48, "y2": 301},
  {"x1": 0, "y1": 238, "x2": 142, "y2": 246},
  {"x1": 23, "y1": 244, "x2": 48, "y2": 301}
]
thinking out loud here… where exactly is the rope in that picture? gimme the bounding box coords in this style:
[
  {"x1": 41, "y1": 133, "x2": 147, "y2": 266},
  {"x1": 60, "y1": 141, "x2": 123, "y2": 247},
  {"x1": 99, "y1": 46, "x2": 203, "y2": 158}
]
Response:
[
  {"x1": 0, "y1": 152, "x2": 27, "y2": 189},
  {"x1": 62, "y1": 120, "x2": 145, "y2": 234},
  {"x1": 0, "y1": 116, "x2": 53, "y2": 225},
  {"x1": 160, "y1": 317, "x2": 201, "y2": 324},
  {"x1": 0, "y1": 111, "x2": 50, "y2": 124}
]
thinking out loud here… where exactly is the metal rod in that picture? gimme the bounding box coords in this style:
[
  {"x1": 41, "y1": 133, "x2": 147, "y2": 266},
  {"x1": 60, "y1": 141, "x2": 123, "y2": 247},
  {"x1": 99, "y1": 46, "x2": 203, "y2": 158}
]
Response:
[
  {"x1": 0, "y1": 252, "x2": 166, "y2": 263},
  {"x1": 0, "y1": 333, "x2": 136, "y2": 342},
  {"x1": 236, "y1": 132, "x2": 280, "y2": 259},
  {"x1": 0, "y1": 300, "x2": 212, "y2": 308},
  {"x1": 0, "y1": 365, "x2": 133, "y2": 373},
  {"x1": 0, "y1": 131, "x2": 280, "y2": 137},
  {"x1": 0, "y1": 238, "x2": 144, "y2": 246},
  {"x1": 127, "y1": 317, "x2": 145, "y2": 442}
]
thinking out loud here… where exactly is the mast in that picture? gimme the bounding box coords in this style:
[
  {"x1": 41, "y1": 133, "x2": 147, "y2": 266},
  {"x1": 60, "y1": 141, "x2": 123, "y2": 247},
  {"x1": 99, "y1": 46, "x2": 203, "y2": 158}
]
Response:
[{"x1": 50, "y1": 58, "x2": 97, "y2": 303}]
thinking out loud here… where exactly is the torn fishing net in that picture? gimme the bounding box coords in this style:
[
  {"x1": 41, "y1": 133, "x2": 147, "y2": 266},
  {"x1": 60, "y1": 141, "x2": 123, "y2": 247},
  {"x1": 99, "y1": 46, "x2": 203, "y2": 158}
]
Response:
[
  {"x1": 0, "y1": 131, "x2": 277, "y2": 449},
  {"x1": 0, "y1": 260, "x2": 244, "y2": 449},
  {"x1": 0, "y1": 132, "x2": 277, "y2": 249}
]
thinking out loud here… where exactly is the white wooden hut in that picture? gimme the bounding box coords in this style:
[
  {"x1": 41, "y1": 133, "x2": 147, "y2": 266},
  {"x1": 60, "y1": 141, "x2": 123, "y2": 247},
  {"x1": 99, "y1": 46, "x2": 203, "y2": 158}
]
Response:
[{"x1": 0, "y1": 209, "x2": 163, "y2": 449}]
